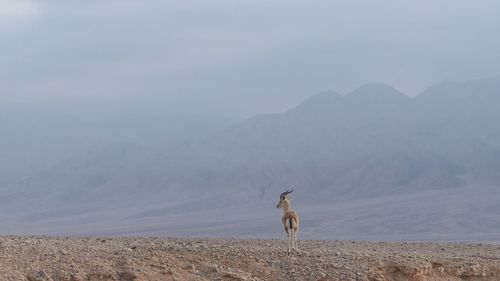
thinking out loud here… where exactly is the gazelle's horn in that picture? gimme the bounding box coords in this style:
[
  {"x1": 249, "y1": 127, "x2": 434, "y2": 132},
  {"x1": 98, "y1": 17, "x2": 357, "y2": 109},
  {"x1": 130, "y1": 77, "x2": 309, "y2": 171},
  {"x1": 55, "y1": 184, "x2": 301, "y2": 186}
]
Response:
[{"x1": 280, "y1": 189, "x2": 293, "y2": 198}]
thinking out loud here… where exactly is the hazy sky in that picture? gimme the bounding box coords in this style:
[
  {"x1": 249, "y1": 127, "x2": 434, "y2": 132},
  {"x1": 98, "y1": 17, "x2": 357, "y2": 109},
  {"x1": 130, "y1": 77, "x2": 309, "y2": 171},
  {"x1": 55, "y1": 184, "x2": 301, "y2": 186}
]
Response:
[{"x1": 1, "y1": 0, "x2": 500, "y2": 117}]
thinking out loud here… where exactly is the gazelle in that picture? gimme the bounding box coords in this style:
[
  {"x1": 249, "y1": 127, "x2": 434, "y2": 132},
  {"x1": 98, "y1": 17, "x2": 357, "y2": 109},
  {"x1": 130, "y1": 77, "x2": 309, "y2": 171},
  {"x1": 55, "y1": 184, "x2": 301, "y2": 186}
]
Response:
[{"x1": 276, "y1": 189, "x2": 300, "y2": 254}]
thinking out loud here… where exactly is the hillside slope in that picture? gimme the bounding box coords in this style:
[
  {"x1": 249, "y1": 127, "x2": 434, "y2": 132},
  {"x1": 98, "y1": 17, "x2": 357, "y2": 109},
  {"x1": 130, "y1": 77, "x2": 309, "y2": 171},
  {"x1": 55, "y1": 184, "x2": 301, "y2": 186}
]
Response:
[{"x1": 1, "y1": 77, "x2": 500, "y2": 239}]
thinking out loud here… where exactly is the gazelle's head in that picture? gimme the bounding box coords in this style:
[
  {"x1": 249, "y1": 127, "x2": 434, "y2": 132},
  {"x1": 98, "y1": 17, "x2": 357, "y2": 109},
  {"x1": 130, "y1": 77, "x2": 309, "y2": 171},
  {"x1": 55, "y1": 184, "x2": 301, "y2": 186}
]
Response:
[{"x1": 276, "y1": 189, "x2": 293, "y2": 209}]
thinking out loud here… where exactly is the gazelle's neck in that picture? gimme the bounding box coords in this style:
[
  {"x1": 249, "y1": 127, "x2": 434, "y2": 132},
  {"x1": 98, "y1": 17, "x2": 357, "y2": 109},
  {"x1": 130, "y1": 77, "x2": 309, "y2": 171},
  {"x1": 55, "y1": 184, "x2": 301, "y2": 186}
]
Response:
[{"x1": 282, "y1": 199, "x2": 292, "y2": 214}]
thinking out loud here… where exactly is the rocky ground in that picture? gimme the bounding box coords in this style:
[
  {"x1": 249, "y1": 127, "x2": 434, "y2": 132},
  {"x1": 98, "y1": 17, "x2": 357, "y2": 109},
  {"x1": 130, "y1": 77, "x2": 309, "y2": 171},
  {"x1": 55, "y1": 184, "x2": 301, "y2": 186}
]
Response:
[{"x1": 0, "y1": 236, "x2": 499, "y2": 281}]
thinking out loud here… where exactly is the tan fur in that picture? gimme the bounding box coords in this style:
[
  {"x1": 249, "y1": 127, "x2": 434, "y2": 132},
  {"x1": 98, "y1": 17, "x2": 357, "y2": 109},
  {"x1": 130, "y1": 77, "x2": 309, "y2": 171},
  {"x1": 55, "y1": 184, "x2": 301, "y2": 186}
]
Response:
[
  {"x1": 278, "y1": 199, "x2": 300, "y2": 231},
  {"x1": 282, "y1": 211, "x2": 299, "y2": 231}
]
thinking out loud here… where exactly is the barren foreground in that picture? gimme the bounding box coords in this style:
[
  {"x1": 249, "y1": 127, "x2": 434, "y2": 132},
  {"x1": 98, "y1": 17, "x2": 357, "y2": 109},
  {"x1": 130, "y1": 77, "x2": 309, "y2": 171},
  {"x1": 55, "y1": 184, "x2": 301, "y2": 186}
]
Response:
[{"x1": 1, "y1": 236, "x2": 499, "y2": 281}]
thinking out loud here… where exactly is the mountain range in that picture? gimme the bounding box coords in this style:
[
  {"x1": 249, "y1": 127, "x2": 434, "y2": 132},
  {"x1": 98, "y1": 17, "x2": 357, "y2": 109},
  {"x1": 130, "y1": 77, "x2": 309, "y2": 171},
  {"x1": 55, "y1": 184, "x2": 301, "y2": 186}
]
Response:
[{"x1": 1, "y1": 76, "x2": 500, "y2": 241}]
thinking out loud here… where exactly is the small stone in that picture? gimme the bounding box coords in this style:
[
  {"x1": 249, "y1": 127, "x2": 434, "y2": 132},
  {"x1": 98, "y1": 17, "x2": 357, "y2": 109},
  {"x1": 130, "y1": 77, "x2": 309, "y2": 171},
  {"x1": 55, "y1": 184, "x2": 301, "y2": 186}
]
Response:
[
  {"x1": 184, "y1": 264, "x2": 196, "y2": 270},
  {"x1": 69, "y1": 275, "x2": 84, "y2": 281},
  {"x1": 27, "y1": 271, "x2": 53, "y2": 281}
]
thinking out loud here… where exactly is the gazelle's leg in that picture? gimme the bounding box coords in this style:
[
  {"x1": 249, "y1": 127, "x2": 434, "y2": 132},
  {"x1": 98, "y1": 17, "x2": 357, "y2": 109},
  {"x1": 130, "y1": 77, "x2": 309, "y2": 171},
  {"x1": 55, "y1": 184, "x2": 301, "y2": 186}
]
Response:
[
  {"x1": 288, "y1": 230, "x2": 293, "y2": 255},
  {"x1": 286, "y1": 220, "x2": 292, "y2": 255},
  {"x1": 293, "y1": 230, "x2": 299, "y2": 253}
]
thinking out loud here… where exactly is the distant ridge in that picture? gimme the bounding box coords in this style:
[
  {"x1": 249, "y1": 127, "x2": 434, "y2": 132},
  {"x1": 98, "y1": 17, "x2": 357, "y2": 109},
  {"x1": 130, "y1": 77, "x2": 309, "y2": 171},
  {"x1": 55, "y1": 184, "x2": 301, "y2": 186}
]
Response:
[
  {"x1": 9, "y1": 76, "x2": 500, "y2": 201},
  {"x1": 1, "y1": 76, "x2": 500, "y2": 239},
  {"x1": 346, "y1": 82, "x2": 408, "y2": 99}
]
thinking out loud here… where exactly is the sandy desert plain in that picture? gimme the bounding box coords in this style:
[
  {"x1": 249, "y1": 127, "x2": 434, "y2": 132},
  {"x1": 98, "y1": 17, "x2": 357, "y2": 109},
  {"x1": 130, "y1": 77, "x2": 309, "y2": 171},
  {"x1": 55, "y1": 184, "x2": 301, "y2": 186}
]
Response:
[{"x1": 0, "y1": 236, "x2": 499, "y2": 281}]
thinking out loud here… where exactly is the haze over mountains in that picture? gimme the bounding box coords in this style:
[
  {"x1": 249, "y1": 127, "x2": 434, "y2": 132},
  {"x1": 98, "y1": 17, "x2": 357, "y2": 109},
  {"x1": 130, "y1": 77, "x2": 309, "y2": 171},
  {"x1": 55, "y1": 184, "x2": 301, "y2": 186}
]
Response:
[{"x1": 1, "y1": 76, "x2": 500, "y2": 241}]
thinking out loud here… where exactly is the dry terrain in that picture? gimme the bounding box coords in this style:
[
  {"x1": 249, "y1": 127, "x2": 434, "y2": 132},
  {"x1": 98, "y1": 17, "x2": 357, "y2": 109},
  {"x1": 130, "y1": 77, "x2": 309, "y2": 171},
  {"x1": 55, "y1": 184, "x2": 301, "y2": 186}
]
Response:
[{"x1": 1, "y1": 236, "x2": 499, "y2": 281}]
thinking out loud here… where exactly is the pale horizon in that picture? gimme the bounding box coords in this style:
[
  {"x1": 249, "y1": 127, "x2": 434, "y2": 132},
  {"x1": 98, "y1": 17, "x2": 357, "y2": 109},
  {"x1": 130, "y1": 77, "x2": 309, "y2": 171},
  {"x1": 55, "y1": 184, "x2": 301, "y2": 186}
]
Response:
[{"x1": 1, "y1": 1, "x2": 500, "y2": 118}]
